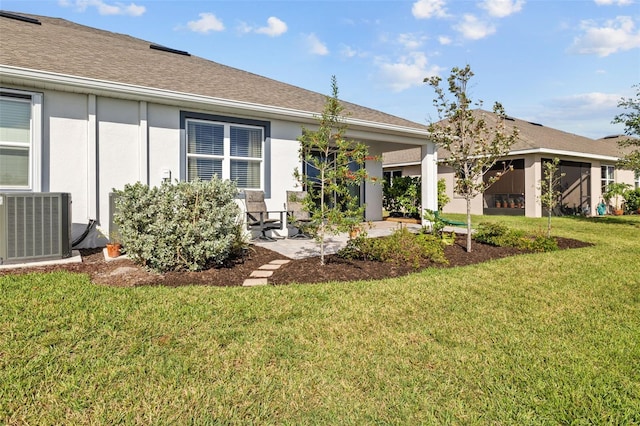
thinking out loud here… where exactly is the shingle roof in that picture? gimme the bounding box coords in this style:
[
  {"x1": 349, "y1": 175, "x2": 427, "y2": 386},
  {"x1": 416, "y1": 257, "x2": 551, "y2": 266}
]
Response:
[
  {"x1": 0, "y1": 11, "x2": 428, "y2": 131},
  {"x1": 383, "y1": 109, "x2": 630, "y2": 164}
]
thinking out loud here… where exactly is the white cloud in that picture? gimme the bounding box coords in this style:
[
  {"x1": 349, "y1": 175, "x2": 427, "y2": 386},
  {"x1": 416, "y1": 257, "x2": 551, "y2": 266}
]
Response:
[
  {"x1": 397, "y1": 33, "x2": 428, "y2": 50},
  {"x1": 376, "y1": 52, "x2": 442, "y2": 92},
  {"x1": 594, "y1": 0, "x2": 633, "y2": 5},
  {"x1": 479, "y1": 0, "x2": 525, "y2": 18},
  {"x1": 412, "y1": 0, "x2": 449, "y2": 19},
  {"x1": 187, "y1": 13, "x2": 225, "y2": 34},
  {"x1": 255, "y1": 17, "x2": 288, "y2": 37},
  {"x1": 59, "y1": 0, "x2": 145, "y2": 16},
  {"x1": 453, "y1": 14, "x2": 496, "y2": 40},
  {"x1": 305, "y1": 33, "x2": 329, "y2": 55},
  {"x1": 340, "y1": 45, "x2": 359, "y2": 58},
  {"x1": 570, "y1": 16, "x2": 640, "y2": 56},
  {"x1": 438, "y1": 35, "x2": 452, "y2": 45},
  {"x1": 530, "y1": 92, "x2": 624, "y2": 138}
]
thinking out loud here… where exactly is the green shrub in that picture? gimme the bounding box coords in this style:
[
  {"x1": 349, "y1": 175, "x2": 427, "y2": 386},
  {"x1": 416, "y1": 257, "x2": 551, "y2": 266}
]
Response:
[
  {"x1": 113, "y1": 179, "x2": 245, "y2": 272},
  {"x1": 338, "y1": 226, "x2": 447, "y2": 268},
  {"x1": 383, "y1": 176, "x2": 421, "y2": 218},
  {"x1": 528, "y1": 233, "x2": 559, "y2": 252},
  {"x1": 474, "y1": 222, "x2": 557, "y2": 252},
  {"x1": 437, "y1": 178, "x2": 450, "y2": 212},
  {"x1": 625, "y1": 188, "x2": 640, "y2": 213}
]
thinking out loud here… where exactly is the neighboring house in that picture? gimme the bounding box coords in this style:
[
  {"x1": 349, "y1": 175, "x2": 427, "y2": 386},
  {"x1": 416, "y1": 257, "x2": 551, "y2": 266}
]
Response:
[
  {"x1": 382, "y1": 110, "x2": 636, "y2": 217},
  {"x1": 0, "y1": 11, "x2": 437, "y2": 248}
]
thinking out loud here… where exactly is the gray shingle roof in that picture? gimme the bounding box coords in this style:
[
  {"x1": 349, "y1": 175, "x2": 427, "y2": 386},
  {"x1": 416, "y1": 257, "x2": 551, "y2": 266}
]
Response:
[
  {"x1": 0, "y1": 11, "x2": 428, "y2": 131},
  {"x1": 383, "y1": 109, "x2": 630, "y2": 164}
]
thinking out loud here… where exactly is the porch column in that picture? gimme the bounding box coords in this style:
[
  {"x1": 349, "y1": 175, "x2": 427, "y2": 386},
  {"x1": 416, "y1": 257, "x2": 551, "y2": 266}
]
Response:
[
  {"x1": 524, "y1": 155, "x2": 541, "y2": 217},
  {"x1": 421, "y1": 143, "x2": 438, "y2": 225},
  {"x1": 364, "y1": 159, "x2": 383, "y2": 221}
]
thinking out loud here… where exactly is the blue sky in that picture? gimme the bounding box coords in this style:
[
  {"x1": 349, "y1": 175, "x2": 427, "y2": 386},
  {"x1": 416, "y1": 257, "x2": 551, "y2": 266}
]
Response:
[{"x1": 3, "y1": 0, "x2": 639, "y2": 139}]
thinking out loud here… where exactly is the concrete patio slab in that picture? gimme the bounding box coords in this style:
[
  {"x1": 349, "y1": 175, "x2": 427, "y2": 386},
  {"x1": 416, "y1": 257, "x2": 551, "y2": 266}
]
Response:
[{"x1": 253, "y1": 220, "x2": 427, "y2": 260}]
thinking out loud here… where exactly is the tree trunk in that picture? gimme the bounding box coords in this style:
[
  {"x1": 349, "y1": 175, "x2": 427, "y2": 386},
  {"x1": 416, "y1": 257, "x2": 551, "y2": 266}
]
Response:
[{"x1": 466, "y1": 197, "x2": 472, "y2": 252}]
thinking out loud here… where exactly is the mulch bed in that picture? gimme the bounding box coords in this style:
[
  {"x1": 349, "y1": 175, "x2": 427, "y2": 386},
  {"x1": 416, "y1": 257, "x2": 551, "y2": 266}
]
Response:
[{"x1": 0, "y1": 236, "x2": 591, "y2": 287}]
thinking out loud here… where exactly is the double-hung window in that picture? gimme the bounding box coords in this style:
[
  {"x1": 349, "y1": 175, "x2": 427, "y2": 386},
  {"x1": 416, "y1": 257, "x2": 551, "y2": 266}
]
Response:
[
  {"x1": 0, "y1": 90, "x2": 42, "y2": 191},
  {"x1": 186, "y1": 119, "x2": 263, "y2": 189},
  {"x1": 601, "y1": 165, "x2": 615, "y2": 193}
]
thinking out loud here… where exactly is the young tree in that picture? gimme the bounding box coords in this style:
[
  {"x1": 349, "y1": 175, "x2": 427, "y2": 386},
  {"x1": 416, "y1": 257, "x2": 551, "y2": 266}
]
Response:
[
  {"x1": 294, "y1": 76, "x2": 377, "y2": 265},
  {"x1": 612, "y1": 84, "x2": 640, "y2": 173},
  {"x1": 539, "y1": 158, "x2": 565, "y2": 238},
  {"x1": 425, "y1": 65, "x2": 518, "y2": 252}
]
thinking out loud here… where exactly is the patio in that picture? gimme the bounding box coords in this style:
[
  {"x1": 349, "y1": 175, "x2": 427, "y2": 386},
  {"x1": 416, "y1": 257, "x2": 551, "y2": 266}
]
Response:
[{"x1": 253, "y1": 220, "x2": 467, "y2": 259}]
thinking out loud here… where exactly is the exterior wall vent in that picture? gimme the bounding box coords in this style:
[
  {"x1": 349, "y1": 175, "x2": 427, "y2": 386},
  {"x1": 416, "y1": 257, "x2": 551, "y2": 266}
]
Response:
[
  {"x1": 0, "y1": 11, "x2": 42, "y2": 25},
  {"x1": 150, "y1": 43, "x2": 190, "y2": 56},
  {"x1": 0, "y1": 193, "x2": 72, "y2": 265}
]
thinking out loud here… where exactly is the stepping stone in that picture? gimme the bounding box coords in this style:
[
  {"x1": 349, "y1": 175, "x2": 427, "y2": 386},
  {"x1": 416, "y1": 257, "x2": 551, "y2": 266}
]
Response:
[
  {"x1": 243, "y1": 278, "x2": 268, "y2": 287},
  {"x1": 109, "y1": 266, "x2": 138, "y2": 276},
  {"x1": 259, "y1": 264, "x2": 281, "y2": 270},
  {"x1": 250, "y1": 270, "x2": 273, "y2": 278},
  {"x1": 269, "y1": 259, "x2": 291, "y2": 265}
]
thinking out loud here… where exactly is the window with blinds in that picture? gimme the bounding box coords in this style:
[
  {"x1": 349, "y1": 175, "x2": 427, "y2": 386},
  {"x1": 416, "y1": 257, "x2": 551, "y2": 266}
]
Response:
[
  {"x1": 0, "y1": 95, "x2": 32, "y2": 188},
  {"x1": 186, "y1": 119, "x2": 263, "y2": 189}
]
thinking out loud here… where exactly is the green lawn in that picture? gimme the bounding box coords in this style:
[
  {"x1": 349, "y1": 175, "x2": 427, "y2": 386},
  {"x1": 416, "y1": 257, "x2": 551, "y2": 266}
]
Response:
[{"x1": 1, "y1": 216, "x2": 639, "y2": 424}]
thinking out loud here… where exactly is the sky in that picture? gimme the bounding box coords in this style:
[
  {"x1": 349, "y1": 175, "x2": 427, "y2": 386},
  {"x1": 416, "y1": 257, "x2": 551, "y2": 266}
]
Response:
[{"x1": 3, "y1": 0, "x2": 639, "y2": 139}]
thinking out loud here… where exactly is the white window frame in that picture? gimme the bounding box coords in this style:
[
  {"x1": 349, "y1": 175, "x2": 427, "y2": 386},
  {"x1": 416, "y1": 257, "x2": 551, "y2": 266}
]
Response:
[
  {"x1": 383, "y1": 169, "x2": 402, "y2": 185},
  {"x1": 601, "y1": 165, "x2": 615, "y2": 193},
  {"x1": 185, "y1": 118, "x2": 264, "y2": 190},
  {"x1": 0, "y1": 89, "x2": 42, "y2": 192},
  {"x1": 635, "y1": 171, "x2": 640, "y2": 189}
]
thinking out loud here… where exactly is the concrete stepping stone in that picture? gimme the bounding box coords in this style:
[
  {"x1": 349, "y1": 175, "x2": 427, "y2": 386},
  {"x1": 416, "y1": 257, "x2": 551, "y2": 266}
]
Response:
[
  {"x1": 250, "y1": 270, "x2": 273, "y2": 278},
  {"x1": 269, "y1": 259, "x2": 291, "y2": 265},
  {"x1": 243, "y1": 259, "x2": 289, "y2": 287},
  {"x1": 242, "y1": 278, "x2": 268, "y2": 287},
  {"x1": 259, "y1": 264, "x2": 281, "y2": 270}
]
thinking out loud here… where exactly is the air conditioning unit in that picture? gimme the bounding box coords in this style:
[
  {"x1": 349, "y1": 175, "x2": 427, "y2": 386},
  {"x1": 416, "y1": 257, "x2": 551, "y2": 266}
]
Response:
[{"x1": 0, "y1": 192, "x2": 72, "y2": 265}]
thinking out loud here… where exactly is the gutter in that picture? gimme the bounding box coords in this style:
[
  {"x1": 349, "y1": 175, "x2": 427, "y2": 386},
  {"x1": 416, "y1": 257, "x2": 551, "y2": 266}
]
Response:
[{"x1": 0, "y1": 65, "x2": 431, "y2": 138}]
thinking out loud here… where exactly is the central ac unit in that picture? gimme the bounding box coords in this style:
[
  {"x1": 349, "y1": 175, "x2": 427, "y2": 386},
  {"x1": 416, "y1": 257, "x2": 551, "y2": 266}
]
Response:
[{"x1": 0, "y1": 192, "x2": 72, "y2": 265}]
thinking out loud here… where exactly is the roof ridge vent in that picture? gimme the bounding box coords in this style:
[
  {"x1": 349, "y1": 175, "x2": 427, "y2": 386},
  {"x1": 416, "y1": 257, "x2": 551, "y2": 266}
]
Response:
[
  {"x1": 0, "y1": 11, "x2": 42, "y2": 25},
  {"x1": 505, "y1": 116, "x2": 515, "y2": 121},
  {"x1": 528, "y1": 121, "x2": 543, "y2": 127},
  {"x1": 150, "y1": 43, "x2": 190, "y2": 56},
  {"x1": 602, "y1": 135, "x2": 620, "y2": 139}
]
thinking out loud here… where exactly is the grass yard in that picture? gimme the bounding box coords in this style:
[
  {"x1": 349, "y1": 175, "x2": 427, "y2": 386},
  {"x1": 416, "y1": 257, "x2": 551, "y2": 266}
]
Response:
[{"x1": 1, "y1": 216, "x2": 639, "y2": 424}]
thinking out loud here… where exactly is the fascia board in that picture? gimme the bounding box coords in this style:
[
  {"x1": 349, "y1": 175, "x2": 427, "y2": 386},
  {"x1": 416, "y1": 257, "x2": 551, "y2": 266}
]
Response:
[
  {"x1": 1, "y1": 65, "x2": 431, "y2": 140},
  {"x1": 509, "y1": 148, "x2": 620, "y2": 162}
]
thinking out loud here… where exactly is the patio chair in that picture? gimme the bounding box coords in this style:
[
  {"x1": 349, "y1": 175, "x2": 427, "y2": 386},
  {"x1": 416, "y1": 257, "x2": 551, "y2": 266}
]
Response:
[
  {"x1": 244, "y1": 190, "x2": 286, "y2": 242},
  {"x1": 286, "y1": 190, "x2": 314, "y2": 239}
]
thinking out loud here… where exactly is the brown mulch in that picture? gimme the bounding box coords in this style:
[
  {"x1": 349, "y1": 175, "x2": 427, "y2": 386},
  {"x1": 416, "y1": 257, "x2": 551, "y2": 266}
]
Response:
[{"x1": 0, "y1": 236, "x2": 592, "y2": 287}]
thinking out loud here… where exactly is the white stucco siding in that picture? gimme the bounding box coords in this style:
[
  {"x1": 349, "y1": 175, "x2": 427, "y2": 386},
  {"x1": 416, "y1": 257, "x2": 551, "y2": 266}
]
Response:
[
  {"x1": 44, "y1": 91, "x2": 90, "y2": 221},
  {"x1": 97, "y1": 97, "x2": 142, "y2": 228},
  {"x1": 147, "y1": 103, "x2": 181, "y2": 187},
  {"x1": 268, "y1": 120, "x2": 304, "y2": 212}
]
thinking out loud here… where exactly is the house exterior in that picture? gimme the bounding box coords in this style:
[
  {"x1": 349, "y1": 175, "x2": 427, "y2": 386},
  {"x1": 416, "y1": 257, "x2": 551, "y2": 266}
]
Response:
[
  {"x1": 382, "y1": 110, "x2": 637, "y2": 217},
  {"x1": 0, "y1": 11, "x2": 437, "y2": 248}
]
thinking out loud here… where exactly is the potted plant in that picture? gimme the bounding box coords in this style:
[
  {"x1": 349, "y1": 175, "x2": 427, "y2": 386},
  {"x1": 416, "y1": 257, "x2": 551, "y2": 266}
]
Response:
[
  {"x1": 105, "y1": 230, "x2": 122, "y2": 258},
  {"x1": 603, "y1": 182, "x2": 631, "y2": 215},
  {"x1": 495, "y1": 197, "x2": 502, "y2": 208}
]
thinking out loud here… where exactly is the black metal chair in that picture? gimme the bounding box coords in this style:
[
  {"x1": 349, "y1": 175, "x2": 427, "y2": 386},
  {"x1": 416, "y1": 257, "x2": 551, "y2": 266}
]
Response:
[
  {"x1": 244, "y1": 190, "x2": 286, "y2": 242},
  {"x1": 286, "y1": 190, "x2": 314, "y2": 239}
]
